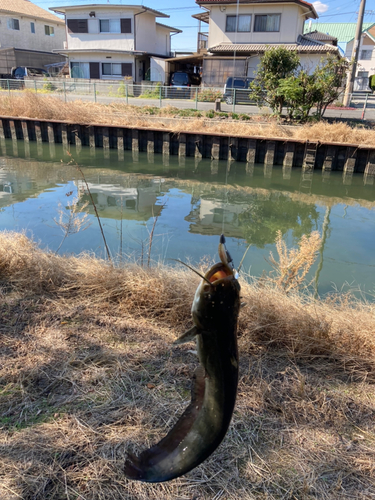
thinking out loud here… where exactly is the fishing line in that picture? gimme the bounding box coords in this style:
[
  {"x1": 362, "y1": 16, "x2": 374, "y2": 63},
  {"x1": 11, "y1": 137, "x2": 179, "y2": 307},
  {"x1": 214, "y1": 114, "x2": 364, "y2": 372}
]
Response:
[
  {"x1": 222, "y1": 0, "x2": 240, "y2": 252},
  {"x1": 221, "y1": 160, "x2": 230, "y2": 237}
]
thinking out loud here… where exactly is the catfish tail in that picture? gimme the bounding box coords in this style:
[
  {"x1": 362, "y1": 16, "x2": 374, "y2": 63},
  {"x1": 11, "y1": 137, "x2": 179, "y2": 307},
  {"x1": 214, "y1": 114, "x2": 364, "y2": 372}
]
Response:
[{"x1": 124, "y1": 451, "x2": 145, "y2": 481}]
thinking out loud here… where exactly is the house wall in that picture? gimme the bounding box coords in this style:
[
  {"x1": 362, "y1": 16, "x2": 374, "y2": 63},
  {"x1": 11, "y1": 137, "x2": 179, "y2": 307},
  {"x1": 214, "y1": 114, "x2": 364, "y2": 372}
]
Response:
[
  {"x1": 68, "y1": 52, "x2": 135, "y2": 80},
  {"x1": 65, "y1": 7, "x2": 135, "y2": 51},
  {"x1": 298, "y1": 54, "x2": 327, "y2": 73},
  {"x1": 208, "y1": 4, "x2": 306, "y2": 47},
  {"x1": 135, "y1": 12, "x2": 156, "y2": 52},
  {"x1": 64, "y1": 8, "x2": 172, "y2": 56},
  {"x1": 0, "y1": 14, "x2": 65, "y2": 52},
  {"x1": 155, "y1": 25, "x2": 171, "y2": 56}
]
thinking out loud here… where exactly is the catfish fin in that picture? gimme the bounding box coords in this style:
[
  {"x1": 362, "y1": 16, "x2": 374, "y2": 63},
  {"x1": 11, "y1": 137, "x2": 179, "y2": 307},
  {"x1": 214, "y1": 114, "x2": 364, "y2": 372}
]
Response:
[{"x1": 173, "y1": 326, "x2": 199, "y2": 345}]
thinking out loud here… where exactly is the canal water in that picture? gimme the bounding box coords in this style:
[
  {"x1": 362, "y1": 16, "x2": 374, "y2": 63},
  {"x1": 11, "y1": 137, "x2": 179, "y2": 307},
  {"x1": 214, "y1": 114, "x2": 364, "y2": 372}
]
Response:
[{"x1": 1, "y1": 139, "x2": 375, "y2": 298}]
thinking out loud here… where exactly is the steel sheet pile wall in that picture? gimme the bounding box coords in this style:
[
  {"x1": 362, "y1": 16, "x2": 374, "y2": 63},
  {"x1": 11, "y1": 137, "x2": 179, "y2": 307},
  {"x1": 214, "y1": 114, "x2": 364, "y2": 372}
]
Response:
[{"x1": 1, "y1": 116, "x2": 375, "y2": 181}]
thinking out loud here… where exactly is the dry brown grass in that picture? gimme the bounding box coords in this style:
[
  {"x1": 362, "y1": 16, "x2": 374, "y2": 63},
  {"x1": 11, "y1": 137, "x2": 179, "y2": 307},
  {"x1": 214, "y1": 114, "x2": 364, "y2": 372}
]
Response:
[
  {"x1": 267, "y1": 230, "x2": 322, "y2": 293},
  {"x1": 1, "y1": 231, "x2": 375, "y2": 499},
  {"x1": 1, "y1": 92, "x2": 375, "y2": 146}
]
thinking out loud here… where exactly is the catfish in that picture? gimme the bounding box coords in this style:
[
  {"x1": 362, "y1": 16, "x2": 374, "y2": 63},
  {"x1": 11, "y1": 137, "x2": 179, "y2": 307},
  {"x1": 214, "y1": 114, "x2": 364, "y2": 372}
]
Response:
[{"x1": 124, "y1": 235, "x2": 241, "y2": 482}]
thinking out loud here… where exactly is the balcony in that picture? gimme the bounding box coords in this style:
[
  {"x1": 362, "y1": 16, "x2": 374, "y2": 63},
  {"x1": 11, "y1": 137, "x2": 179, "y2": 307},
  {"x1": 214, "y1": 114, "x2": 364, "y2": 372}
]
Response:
[{"x1": 198, "y1": 32, "x2": 208, "y2": 54}]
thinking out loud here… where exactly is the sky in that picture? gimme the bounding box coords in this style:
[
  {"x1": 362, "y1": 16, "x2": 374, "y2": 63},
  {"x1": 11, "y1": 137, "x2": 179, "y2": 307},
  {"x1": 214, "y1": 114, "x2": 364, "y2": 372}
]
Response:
[{"x1": 34, "y1": 0, "x2": 375, "y2": 53}]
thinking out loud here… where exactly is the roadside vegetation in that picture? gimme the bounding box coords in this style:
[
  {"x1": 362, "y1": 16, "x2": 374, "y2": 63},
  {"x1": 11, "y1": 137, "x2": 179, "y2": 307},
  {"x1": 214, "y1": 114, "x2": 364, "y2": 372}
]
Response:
[
  {"x1": 250, "y1": 49, "x2": 348, "y2": 122},
  {"x1": 1, "y1": 229, "x2": 374, "y2": 499},
  {"x1": 0, "y1": 91, "x2": 374, "y2": 146}
]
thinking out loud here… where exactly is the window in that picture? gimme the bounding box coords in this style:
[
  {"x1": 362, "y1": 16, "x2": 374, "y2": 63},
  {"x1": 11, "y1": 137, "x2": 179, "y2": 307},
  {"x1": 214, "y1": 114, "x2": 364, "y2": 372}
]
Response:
[
  {"x1": 7, "y1": 18, "x2": 20, "y2": 30},
  {"x1": 102, "y1": 63, "x2": 122, "y2": 76},
  {"x1": 226, "y1": 14, "x2": 251, "y2": 32},
  {"x1": 71, "y1": 62, "x2": 90, "y2": 79},
  {"x1": 100, "y1": 19, "x2": 120, "y2": 33},
  {"x1": 254, "y1": 14, "x2": 281, "y2": 32},
  {"x1": 30, "y1": 22, "x2": 35, "y2": 34},
  {"x1": 45, "y1": 25, "x2": 54, "y2": 36},
  {"x1": 121, "y1": 19, "x2": 131, "y2": 33},
  {"x1": 361, "y1": 50, "x2": 373, "y2": 60},
  {"x1": 67, "y1": 19, "x2": 88, "y2": 33}
]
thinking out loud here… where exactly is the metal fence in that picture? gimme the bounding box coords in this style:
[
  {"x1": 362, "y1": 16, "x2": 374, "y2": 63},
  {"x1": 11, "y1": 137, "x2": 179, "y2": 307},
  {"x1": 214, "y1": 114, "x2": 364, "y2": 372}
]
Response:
[{"x1": 0, "y1": 78, "x2": 374, "y2": 117}]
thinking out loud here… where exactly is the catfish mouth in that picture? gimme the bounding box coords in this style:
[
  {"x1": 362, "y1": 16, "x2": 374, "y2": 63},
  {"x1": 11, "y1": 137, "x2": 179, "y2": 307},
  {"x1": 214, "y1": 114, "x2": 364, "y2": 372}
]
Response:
[{"x1": 205, "y1": 262, "x2": 234, "y2": 284}]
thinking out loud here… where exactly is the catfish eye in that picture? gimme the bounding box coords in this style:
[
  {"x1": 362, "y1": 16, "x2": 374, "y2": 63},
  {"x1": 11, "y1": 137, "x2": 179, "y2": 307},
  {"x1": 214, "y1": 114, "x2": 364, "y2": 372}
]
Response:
[{"x1": 203, "y1": 285, "x2": 211, "y2": 292}]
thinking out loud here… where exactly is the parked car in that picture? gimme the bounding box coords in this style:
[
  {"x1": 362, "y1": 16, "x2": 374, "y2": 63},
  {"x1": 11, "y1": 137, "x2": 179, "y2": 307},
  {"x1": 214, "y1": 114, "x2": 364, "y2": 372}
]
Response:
[
  {"x1": 223, "y1": 77, "x2": 255, "y2": 105},
  {"x1": 1, "y1": 66, "x2": 50, "y2": 90},
  {"x1": 12, "y1": 67, "x2": 49, "y2": 79},
  {"x1": 167, "y1": 71, "x2": 201, "y2": 98}
]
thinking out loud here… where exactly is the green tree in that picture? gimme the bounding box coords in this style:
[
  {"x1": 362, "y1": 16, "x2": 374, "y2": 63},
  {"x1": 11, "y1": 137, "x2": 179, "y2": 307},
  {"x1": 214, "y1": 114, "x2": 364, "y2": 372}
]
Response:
[
  {"x1": 276, "y1": 71, "x2": 317, "y2": 121},
  {"x1": 251, "y1": 46, "x2": 300, "y2": 116},
  {"x1": 276, "y1": 55, "x2": 348, "y2": 122},
  {"x1": 311, "y1": 55, "x2": 348, "y2": 118}
]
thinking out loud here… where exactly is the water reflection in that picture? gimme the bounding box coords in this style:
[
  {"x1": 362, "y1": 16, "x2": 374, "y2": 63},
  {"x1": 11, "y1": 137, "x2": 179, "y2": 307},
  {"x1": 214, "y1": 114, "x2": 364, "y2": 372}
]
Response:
[{"x1": 1, "y1": 139, "x2": 375, "y2": 297}]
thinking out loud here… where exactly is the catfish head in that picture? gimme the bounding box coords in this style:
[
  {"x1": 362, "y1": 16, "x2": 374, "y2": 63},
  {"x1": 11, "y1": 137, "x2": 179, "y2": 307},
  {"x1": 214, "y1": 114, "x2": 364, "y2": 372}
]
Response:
[{"x1": 190, "y1": 235, "x2": 241, "y2": 335}]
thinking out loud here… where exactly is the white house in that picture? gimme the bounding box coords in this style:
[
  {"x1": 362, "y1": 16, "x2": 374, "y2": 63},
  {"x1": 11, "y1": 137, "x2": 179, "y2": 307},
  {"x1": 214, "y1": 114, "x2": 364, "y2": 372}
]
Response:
[
  {"x1": 345, "y1": 25, "x2": 375, "y2": 91},
  {"x1": 50, "y1": 4, "x2": 182, "y2": 82},
  {"x1": 0, "y1": 0, "x2": 66, "y2": 75},
  {"x1": 193, "y1": 0, "x2": 339, "y2": 86}
]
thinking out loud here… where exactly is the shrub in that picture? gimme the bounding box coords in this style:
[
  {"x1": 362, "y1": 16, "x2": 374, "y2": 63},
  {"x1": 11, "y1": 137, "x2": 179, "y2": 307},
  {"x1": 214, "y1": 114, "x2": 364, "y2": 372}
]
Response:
[
  {"x1": 117, "y1": 82, "x2": 126, "y2": 97},
  {"x1": 197, "y1": 88, "x2": 223, "y2": 102}
]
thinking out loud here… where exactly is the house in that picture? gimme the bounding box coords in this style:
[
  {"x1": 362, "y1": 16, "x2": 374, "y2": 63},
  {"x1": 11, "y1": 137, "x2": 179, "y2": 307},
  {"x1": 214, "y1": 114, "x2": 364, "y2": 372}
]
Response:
[
  {"x1": 192, "y1": 0, "x2": 339, "y2": 86},
  {"x1": 304, "y1": 23, "x2": 375, "y2": 91},
  {"x1": 49, "y1": 4, "x2": 182, "y2": 83},
  {"x1": 303, "y1": 22, "x2": 375, "y2": 54},
  {"x1": 300, "y1": 30, "x2": 337, "y2": 47},
  {"x1": 0, "y1": 0, "x2": 66, "y2": 76},
  {"x1": 345, "y1": 25, "x2": 375, "y2": 91}
]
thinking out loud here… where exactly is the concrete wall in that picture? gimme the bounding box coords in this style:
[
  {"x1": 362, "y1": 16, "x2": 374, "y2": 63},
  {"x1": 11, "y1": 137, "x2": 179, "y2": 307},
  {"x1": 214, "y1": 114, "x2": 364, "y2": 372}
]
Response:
[
  {"x1": 150, "y1": 57, "x2": 166, "y2": 82},
  {"x1": 208, "y1": 4, "x2": 306, "y2": 47},
  {"x1": 0, "y1": 15, "x2": 65, "y2": 52}
]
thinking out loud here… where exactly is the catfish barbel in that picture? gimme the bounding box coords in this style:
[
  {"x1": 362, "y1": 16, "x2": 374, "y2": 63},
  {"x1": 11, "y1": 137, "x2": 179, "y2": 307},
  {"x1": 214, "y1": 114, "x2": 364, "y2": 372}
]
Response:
[{"x1": 124, "y1": 235, "x2": 241, "y2": 483}]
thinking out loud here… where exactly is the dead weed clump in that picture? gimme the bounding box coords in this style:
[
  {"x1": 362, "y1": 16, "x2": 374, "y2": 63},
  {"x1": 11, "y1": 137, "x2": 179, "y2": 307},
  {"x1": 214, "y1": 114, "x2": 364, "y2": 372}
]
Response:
[
  {"x1": 267, "y1": 230, "x2": 322, "y2": 293},
  {"x1": 0, "y1": 231, "x2": 375, "y2": 500}
]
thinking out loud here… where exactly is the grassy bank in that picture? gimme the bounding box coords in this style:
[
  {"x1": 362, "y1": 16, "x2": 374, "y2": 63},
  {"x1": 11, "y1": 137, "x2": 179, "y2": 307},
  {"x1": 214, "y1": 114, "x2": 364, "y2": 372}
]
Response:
[
  {"x1": 0, "y1": 231, "x2": 374, "y2": 499},
  {"x1": 1, "y1": 92, "x2": 375, "y2": 146}
]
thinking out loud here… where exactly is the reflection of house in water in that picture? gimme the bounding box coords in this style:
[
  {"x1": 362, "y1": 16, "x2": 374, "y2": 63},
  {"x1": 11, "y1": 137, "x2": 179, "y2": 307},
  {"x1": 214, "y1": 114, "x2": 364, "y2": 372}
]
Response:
[
  {"x1": 185, "y1": 196, "x2": 245, "y2": 238},
  {"x1": 0, "y1": 159, "x2": 63, "y2": 207},
  {"x1": 78, "y1": 181, "x2": 163, "y2": 221}
]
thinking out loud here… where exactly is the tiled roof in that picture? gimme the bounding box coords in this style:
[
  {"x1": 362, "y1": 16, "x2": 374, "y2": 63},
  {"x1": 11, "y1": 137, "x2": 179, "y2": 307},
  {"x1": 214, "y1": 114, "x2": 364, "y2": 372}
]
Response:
[
  {"x1": 304, "y1": 30, "x2": 337, "y2": 42},
  {"x1": 303, "y1": 22, "x2": 375, "y2": 42},
  {"x1": 209, "y1": 36, "x2": 339, "y2": 53},
  {"x1": 0, "y1": 0, "x2": 64, "y2": 23}
]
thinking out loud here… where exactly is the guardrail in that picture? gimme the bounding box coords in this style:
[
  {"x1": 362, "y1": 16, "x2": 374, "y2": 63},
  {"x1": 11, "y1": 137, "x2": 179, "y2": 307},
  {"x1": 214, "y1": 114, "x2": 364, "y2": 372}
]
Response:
[
  {"x1": 0, "y1": 78, "x2": 225, "y2": 108},
  {"x1": 0, "y1": 78, "x2": 374, "y2": 117}
]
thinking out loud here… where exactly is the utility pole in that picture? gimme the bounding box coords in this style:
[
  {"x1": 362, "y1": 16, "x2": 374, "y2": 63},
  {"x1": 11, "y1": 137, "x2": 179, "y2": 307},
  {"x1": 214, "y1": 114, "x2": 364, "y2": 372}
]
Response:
[{"x1": 343, "y1": 0, "x2": 366, "y2": 106}]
